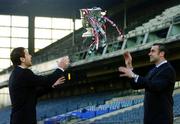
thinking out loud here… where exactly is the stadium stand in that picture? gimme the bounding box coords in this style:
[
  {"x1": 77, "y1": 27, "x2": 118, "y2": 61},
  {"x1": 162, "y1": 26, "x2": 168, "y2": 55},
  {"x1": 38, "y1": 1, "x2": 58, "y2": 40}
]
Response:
[
  {"x1": 41, "y1": 88, "x2": 180, "y2": 124},
  {"x1": 42, "y1": 92, "x2": 144, "y2": 124},
  {"x1": 89, "y1": 91, "x2": 180, "y2": 124},
  {"x1": 0, "y1": 3, "x2": 180, "y2": 124},
  {"x1": 0, "y1": 90, "x2": 141, "y2": 124}
]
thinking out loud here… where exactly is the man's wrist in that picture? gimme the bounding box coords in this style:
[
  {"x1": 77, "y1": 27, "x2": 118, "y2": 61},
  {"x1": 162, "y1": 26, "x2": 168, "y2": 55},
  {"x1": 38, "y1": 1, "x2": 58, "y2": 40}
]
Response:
[
  {"x1": 128, "y1": 67, "x2": 133, "y2": 71},
  {"x1": 131, "y1": 72, "x2": 138, "y2": 79},
  {"x1": 126, "y1": 63, "x2": 133, "y2": 68},
  {"x1": 126, "y1": 65, "x2": 133, "y2": 70}
]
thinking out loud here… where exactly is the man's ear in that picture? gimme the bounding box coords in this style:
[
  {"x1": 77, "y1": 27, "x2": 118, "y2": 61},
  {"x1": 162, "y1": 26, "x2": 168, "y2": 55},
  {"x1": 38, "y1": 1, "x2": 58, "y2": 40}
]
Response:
[
  {"x1": 20, "y1": 57, "x2": 25, "y2": 63},
  {"x1": 160, "y1": 51, "x2": 165, "y2": 57}
]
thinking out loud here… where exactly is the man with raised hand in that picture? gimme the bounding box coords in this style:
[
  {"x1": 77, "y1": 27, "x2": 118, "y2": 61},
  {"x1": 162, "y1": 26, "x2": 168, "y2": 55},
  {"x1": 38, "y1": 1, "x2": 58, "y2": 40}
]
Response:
[
  {"x1": 9, "y1": 47, "x2": 70, "y2": 124},
  {"x1": 118, "y1": 43, "x2": 176, "y2": 124}
]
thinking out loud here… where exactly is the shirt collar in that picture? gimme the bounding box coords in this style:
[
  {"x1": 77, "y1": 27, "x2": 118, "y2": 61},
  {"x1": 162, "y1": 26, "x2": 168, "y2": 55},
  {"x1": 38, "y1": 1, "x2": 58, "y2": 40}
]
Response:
[
  {"x1": 156, "y1": 60, "x2": 167, "y2": 68},
  {"x1": 18, "y1": 65, "x2": 26, "y2": 69}
]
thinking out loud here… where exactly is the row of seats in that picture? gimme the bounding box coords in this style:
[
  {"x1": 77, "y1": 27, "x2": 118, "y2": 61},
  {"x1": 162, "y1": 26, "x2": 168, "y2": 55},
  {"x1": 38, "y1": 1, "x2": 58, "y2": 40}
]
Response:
[
  {"x1": 43, "y1": 95, "x2": 144, "y2": 124},
  {"x1": 36, "y1": 92, "x2": 109, "y2": 121},
  {"x1": 36, "y1": 90, "x2": 138, "y2": 121},
  {"x1": 0, "y1": 90, "x2": 180, "y2": 124},
  {"x1": 94, "y1": 106, "x2": 144, "y2": 124},
  {"x1": 44, "y1": 92, "x2": 180, "y2": 124},
  {"x1": 127, "y1": 4, "x2": 180, "y2": 38},
  {"x1": 92, "y1": 93, "x2": 180, "y2": 124},
  {"x1": 71, "y1": 5, "x2": 180, "y2": 63},
  {"x1": 0, "y1": 91, "x2": 109, "y2": 124},
  {"x1": 0, "y1": 88, "x2": 137, "y2": 124}
]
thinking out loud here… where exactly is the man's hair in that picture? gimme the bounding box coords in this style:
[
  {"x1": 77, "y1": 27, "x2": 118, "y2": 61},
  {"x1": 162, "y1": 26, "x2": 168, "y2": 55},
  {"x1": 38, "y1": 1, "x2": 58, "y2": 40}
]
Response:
[
  {"x1": 152, "y1": 43, "x2": 168, "y2": 57},
  {"x1": 10, "y1": 47, "x2": 25, "y2": 67}
]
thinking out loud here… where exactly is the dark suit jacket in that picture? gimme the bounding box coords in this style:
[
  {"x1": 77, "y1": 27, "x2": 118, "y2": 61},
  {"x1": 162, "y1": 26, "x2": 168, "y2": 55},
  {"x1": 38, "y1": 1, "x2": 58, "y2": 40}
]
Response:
[
  {"x1": 130, "y1": 62, "x2": 176, "y2": 124},
  {"x1": 9, "y1": 66, "x2": 64, "y2": 124}
]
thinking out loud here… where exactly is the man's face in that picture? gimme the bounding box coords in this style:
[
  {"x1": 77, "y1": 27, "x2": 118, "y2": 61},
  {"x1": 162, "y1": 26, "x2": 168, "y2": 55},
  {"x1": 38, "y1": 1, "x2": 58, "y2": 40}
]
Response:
[
  {"x1": 22, "y1": 49, "x2": 32, "y2": 67},
  {"x1": 148, "y1": 45, "x2": 161, "y2": 63}
]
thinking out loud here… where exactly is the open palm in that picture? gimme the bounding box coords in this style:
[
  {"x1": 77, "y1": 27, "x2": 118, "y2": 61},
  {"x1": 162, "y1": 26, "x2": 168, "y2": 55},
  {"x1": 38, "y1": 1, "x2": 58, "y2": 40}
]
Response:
[{"x1": 123, "y1": 51, "x2": 133, "y2": 69}]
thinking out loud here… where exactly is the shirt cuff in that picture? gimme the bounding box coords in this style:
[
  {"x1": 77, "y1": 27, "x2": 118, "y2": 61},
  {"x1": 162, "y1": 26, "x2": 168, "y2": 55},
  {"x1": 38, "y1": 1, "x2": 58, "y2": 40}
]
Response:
[{"x1": 134, "y1": 75, "x2": 139, "y2": 83}]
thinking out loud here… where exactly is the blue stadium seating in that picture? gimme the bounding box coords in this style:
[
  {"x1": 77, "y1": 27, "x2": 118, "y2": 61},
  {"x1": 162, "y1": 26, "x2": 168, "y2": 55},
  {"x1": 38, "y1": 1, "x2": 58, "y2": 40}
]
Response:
[
  {"x1": 43, "y1": 95, "x2": 144, "y2": 123},
  {"x1": 0, "y1": 92, "x2": 180, "y2": 124},
  {"x1": 36, "y1": 91, "x2": 119, "y2": 121},
  {"x1": 92, "y1": 93, "x2": 180, "y2": 124},
  {"x1": 0, "y1": 106, "x2": 11, "y2": 124}
]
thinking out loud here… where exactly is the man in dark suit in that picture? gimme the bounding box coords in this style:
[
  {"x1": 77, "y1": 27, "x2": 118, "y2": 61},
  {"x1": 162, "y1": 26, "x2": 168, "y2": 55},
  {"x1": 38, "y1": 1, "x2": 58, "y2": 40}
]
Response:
[
  {"x1": 9, "y1": 47, "x2": 70, "y2": 124},
  {"x1": 118, "y1": 43, "x2": 176, "y2": 124}
]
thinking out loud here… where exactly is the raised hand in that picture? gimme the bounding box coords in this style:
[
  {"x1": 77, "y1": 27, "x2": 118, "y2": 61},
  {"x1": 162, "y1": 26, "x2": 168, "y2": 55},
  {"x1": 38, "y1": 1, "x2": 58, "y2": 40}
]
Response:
[
  {"x1": 52, "y1": 76, "x2": 65, "y2": 88},
  {"x1": 118, "y1": 67, "x2": 134, "y2": 78},
  {"x1": 123, "y1": 51, "x2": 133, "y2": 69}
]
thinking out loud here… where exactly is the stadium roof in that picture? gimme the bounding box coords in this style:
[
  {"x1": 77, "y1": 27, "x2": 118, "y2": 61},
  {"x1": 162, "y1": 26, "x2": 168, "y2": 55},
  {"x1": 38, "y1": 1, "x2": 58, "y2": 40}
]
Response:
[
  {"x1": 0, "y1": 0, "x2": 170, "y2": 18},
  {"x1": 0, "y1": 0, "x2": 125, "y2": 18}
]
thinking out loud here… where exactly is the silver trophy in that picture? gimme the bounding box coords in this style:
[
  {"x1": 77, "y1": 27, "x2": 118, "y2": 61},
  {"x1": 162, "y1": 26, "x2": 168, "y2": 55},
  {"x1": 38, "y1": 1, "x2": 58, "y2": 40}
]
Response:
[{"x1": 80, "y1": 7, "x2": 107, "y2": 51}]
